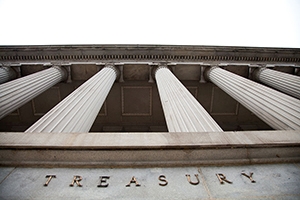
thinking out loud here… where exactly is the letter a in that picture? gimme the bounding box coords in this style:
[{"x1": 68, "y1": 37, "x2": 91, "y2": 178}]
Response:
[{"x1": 126, "y1": 176, "x2": 141, "y2": 187}]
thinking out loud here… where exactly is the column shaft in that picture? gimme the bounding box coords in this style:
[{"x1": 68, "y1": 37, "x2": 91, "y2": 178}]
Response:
[
  {"x1": 206, "y1": 67, "x2": 300, "y2": 130},
  {"x1": 155, "y1": 66, "x2": 222, "y2": 132},
  {"x1": 0, "y1": 66, "x2": 17, "y2": 84},
  {"x1": 0, "y1": 66, "x2": 66, "y2": 119},
  {"x1": 25, "y1": 66, "x2": 118, "y2": 133},
  {"x1": 253, "y1": 68, "x2": 300, "y2": 99}
]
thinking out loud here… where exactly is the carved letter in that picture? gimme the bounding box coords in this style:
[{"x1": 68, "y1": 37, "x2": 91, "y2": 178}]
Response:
[
  {"x1": 126, "y1": 176, "x2": 141, "y2": 187},
  {"x1": 44, "y1": 175, "x2": 56, "y2": 186},
  {"x1": 216, "y1": 173, "x2": 232, "y2": 184},
  {"x1": 158, "y1": 175, "x2": 168, "y2": 186},
  {"x1": 98, "y1": 176, "x2": 110, "y2": 187},
  {"x1": 241, "y1": 172, "x2": 255, "y2": 183},
  {"x1": 69, "y1": 175, "x2": 83, "y2": 187},
  {"x1": 186, "y1": 174, "x2": 200, "y2": 185}
]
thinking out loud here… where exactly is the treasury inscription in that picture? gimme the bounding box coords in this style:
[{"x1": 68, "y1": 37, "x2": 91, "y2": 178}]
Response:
[
  {"x1": 0, "y1": 164, "x2": 299, "y2": 200},
  {"x1": 43, "y1": 172, "x2": 255, "y2": 187}
]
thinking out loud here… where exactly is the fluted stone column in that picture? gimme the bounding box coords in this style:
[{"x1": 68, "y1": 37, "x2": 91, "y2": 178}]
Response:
[
  {"x1": 155, "y1": 66, "x2": 222, "y2": 132},
  {"x1": 25, "y1": 65, "x2": 118, "y2": 133},
  {"x1": 0, "y1": 66, "x2": 17, "y2": 84},
  {"x1": 206, "y1": 67, "x2": 300, "y2": 130},
  {"x1": 0, "y1": 66, "x2": 67, "y2": 119},
  {"x1": 253, "y1": 68, "x2": 300, "y2": 99}
]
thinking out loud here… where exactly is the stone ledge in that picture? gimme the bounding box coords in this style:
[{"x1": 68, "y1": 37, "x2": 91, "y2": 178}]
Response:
[
  {"x1": 0, "y1": 131, "x2": 299, "y2": 167},
  {"x1": 0, "y1": 148, "x2": 299, "y2": 167},
  {"x1": 0, "y1": 130, "x2": 299, "y2": 148}
]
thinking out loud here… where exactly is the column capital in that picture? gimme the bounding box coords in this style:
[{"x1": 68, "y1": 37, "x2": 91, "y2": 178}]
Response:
[
  {"x1": 104, "y1": 64, "x2": 120, "y2": 81},
  {"x1": 153, "y1": 64, "x2": 174, "y2": 78},
  {"x1": 251, "y1": 67, "x2": 267, "y2": 81},
  {"x1": 203, "y1": 66, "x2": 219, "y2": 82},
  {"x1": 53, "y1": 65, "x2": 68, "y2": 81}
]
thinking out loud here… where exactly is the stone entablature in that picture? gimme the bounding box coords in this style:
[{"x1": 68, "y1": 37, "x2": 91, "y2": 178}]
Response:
[{"x1": 0, "y1": 45, "x2": 300, "y2": 63}]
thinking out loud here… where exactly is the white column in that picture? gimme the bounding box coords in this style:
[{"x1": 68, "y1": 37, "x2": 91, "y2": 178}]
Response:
[
  {"x1": 155, "y1": 66, "x2": 222, "y2": 132},
  {"x1": 0, "y1": 66, "x2": 17, "y2": 84},
  {"x1": 206, "y1": 67, "x2": 300, "y2": 130},
  {"x1": 253, "y1": 68, "x2": 300, "y2": 99},
  {"x1": 25, "y1": 65, "x2": 118, "y2": 133},
  {"x1": 0, "y1": 66, "x2": 66, "y2": 119}
]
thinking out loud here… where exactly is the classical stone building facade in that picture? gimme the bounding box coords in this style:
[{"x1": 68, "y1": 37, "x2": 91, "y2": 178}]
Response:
[{"x1": 0, "y1": 45, "x2": 299, "y2": 199}]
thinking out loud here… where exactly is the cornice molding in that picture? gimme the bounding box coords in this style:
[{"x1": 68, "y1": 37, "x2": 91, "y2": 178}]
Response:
[{"x1": 0, "y1": 45, "x2": 299, "y2": 63}]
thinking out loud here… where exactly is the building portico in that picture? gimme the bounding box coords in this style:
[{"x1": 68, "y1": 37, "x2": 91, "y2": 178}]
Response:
[{"x1": 0, "y1": 45, "x2": 299, "y2": 199}]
